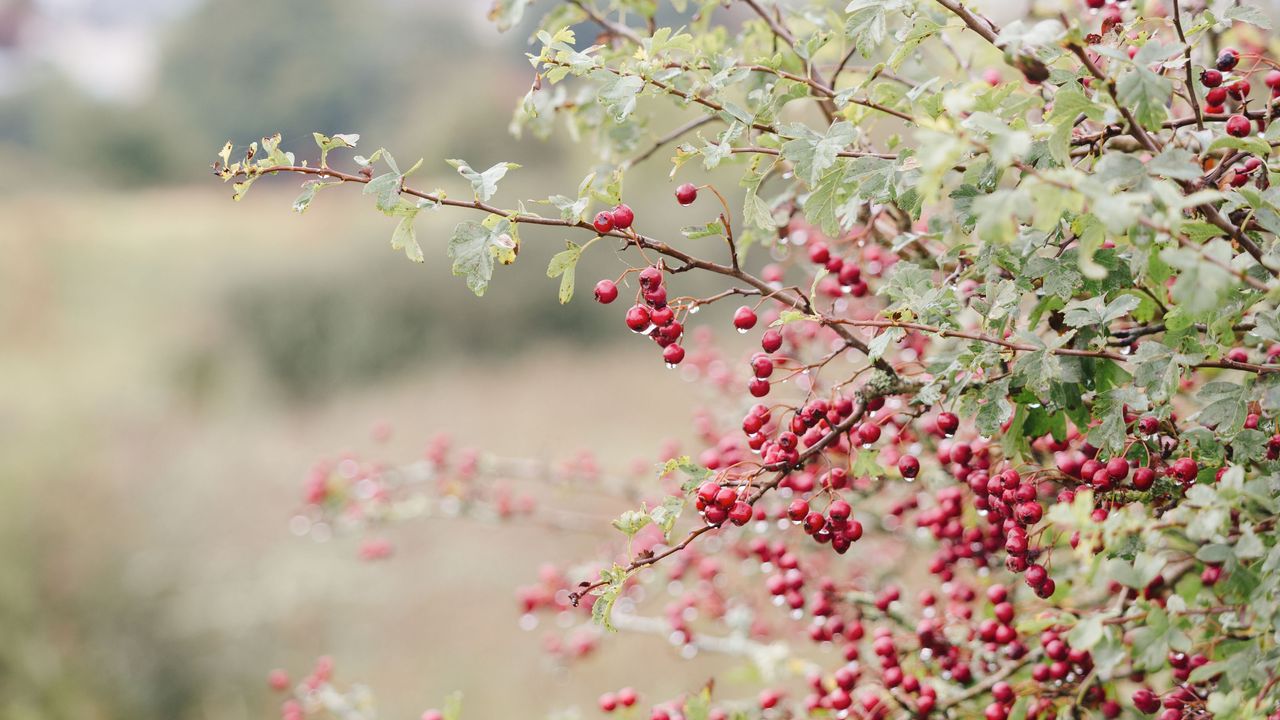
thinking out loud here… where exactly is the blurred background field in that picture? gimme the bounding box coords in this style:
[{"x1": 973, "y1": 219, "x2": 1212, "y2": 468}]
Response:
[{"x1": 0, "y1": 1, "x2": 736, "y2": 718}]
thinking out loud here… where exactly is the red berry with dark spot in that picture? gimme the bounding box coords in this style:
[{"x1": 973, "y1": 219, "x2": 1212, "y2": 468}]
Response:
[
  {"x1": 638, "y1": 265, "x2": 663, "y2": 288},
  {"x1": 898, "y1": 455, "x2": 920, "y2": 478},
  {"x1": 624, "y1": 305, "x2": 651, "y2": 332},
  {"x1": 937, "y1": 412, "x2": 959, "y2": 437},
  {"x1": 594, "y1": 279, "x2": 618, "y2": 304},
  {"x1": 1217, "y1": 48, "x2": 1240, "y2": 72},
  {"x1": 593, "y1": 210, "x2": 614, "y2": 234},
  {"x1": 1227, "y1": 114, "x2": 1252, "y2": 137},
  {"x1": 1201, "y1": 69, "x2": 1223, "y2": 87}
]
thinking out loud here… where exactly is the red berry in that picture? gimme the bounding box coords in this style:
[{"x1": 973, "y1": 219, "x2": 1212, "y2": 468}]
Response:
[
  {"x1": 1133, "y1": 466, "x2": 1156, "y2": 490},
  {"x1": 650, "y1": 305, "x2": 675, "y2": 327},
  {"x1": 1201, "y1": 69, "x2": 1223, "y2": 87},
  {"x1": 733, "y1": 306, "x2": 758, "y2": 331},
  {"x1": 610, "y1": 203, "x2": 634, "y2": 229},
  {"x1": 594, "y1": 279, "x2": 618, "y2": 304},
  {"x1": 618, "y1": 688, "x2": 638, "y2": 707},
  {"x1": 599, "y1": 694, "x2": 618, "y2": 712},
  {"x1": 1205, "y1": 87, "x2": 1228, "y2": 105},
  {"x1": 593, "y1": 210, "x2": 614, "y2": 234},
  {"x1": 638, "y1": 265, "x2": 663, "y2": 288},
  {"x1": 787, "y1": 498, "x2": 809, "y2": 522},
  {"x1": 625, "y1": 305, "x2": 651, "y2": 332},
  {"x1": 761, "y1": 329, "x2": 783, "y2": 353},
  {"x1": 1226, "y1": 114, "x2": 1251, "y2": 138},
  {"x1": 748, "y1": 377, "x2": 771, "y2": 397},
  {"x1": 1267, "y1": 70, "x2": 1280, "y2": 89},
  {"x1": 1137, "y1": 415, "x2": 1159, "y2": 434},
  {"x1": 937, "y1": 412, "x2": 959, "y2": 437},
  {"x1": 663, "y1": 343, "x2": 685, "y2": 365},
  {"x1": 728, "y1": 501, "x2": 753, "y2": 525},
  {"x1": 828, "y1": 499, "x2": 852, "y2": 522},
  {"x1": 1106, "y1": 457, "x2": 1129, "y2": 480},
  {"x1": 751, "y1": 353, "x2": 774, "y2": 378},
  {"x1": 1217, "y1": 48, "x2": 1240, "y2": 72},
  {"x1": 1228, "y1": 80, "x2": 1251, "y2": 100},
  {"x1": 857, "y1": 422, "x2": 881, "y2": 445},
  {"x1": 992, "y1": 681, "x2": 1014, "y2": 704},
  {"x1": 898, "y1": 455, "x2": 920, "y2": 478},
  {"x1": 1133, "y1": 688, "x2": 1161, "y2": 714},
  {"x1": 268, "y1": 669, "x2": 290, "y2": 692},
  {"x1": 807, "y1": 242, "x2": 830, "y2": 265},
  {"x1": 675, "y1": 183, "x2": 698, "y2": 205},
  {"x1": 1172, "y1": 457, "x2": 1199, "y2": 483},
  {"x1": 696, "y1": 481, "x2": 719, "y2": 504}
]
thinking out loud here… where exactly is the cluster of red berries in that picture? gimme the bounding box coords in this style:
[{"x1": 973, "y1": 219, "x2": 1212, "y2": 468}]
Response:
[
  {"x1": 1132, "y1": 655, "x2": 1217, "y2": 719},
  {"x1": 784, "y1": 493, "x2": 863, "y2": 554},
  {"x1": 596, "y1": 265, "x2": 686, "y2": 366},
  {"x1": 1197, "y1": 48, "x2": 1272, "y2": 141},
  {"x1": 598, "y1": 687, "x2": 639, "y2": 712},
  {"x1": 694, "y1": 479, "x2": 753, "y2": 527},
  {"x1": 592, "y1": 202, "x2": 635, "y2": 235}
]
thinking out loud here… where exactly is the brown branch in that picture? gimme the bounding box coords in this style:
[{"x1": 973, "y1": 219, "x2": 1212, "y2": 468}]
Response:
[{"x1": 1171, "y1": 0, "x2": 1205, "y2": 131}]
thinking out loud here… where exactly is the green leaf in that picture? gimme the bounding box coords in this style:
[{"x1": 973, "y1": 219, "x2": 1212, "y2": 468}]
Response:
[
  {"x1": 391, "y1": 212, "x2": 424, "y2": 263},
  {"x1": 590, "y1": 565, "x2": 631, "y2": 632},
  {"x1": 1116, "y1": 68, "x2": 1171, "y2": 131},
  {"x1": 782, "y1": 121, "x2": 858, "y2": 185},
  {"x1": 1062, "y1": 294, "x2": 1140, "y2": 328},
  {"x1": 1162, "y1": 240, "x2": 1236, "y2": 318},
  {"x1": 1132, "y1": 341, "x2": 1201, "y2": 404},
  {"x1": 648, "y1": 495, "x2": 685, "y2": 541},
  {"x1": 1196, "y1": 380, "x2": 1253, "y2": 437},
  {"x1": 1225, "y1": 4, "x2": 1272, "y2": 30},
  {"x1": 612, "y1": 510, "x2": 651, "y2": 537},
  {"x1": 546, "y1": 242, "x2": 582, "y2": 304},
  {"x1": 868, "y1": 326, "x2": 905, "y2": 360},
  {"x1": 312, "y1": 132, "x2": 359, "y2": 167},
  {"x1": 844, "y1": 0, "x2": 888, "y2": 56},
  {"x1": 292, "y1": 178, "x2": 342, "y2": 213},
  {"x1": 1148, "y1": 147, "x2": 1203, "y2": 181},
  {"x1": 487, "y1": 0, "x2": 532, "y2": 31},
  {"x1": 681, "y1": 220, "x2": 726, "y2": 239},
  {"x1": 447, "y1": 218, "x2": 517, "y2": 296},
  {"x1": 593, "y1": 70, "x2": 645, "y2": 122},
  {"x1": 447, "y1": 159, "x2": 520, "y2": 202}
]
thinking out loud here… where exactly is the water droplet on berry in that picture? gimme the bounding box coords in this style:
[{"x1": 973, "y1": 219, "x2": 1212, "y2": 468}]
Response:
[{"x1": 736, "y1": 327, "x2": 748, "y2": 334}]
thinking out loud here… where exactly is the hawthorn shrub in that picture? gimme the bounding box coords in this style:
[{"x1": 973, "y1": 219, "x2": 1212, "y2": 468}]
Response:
[{"x1": 217, "y1": 1, "x2": 1280, "y2": 719}]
